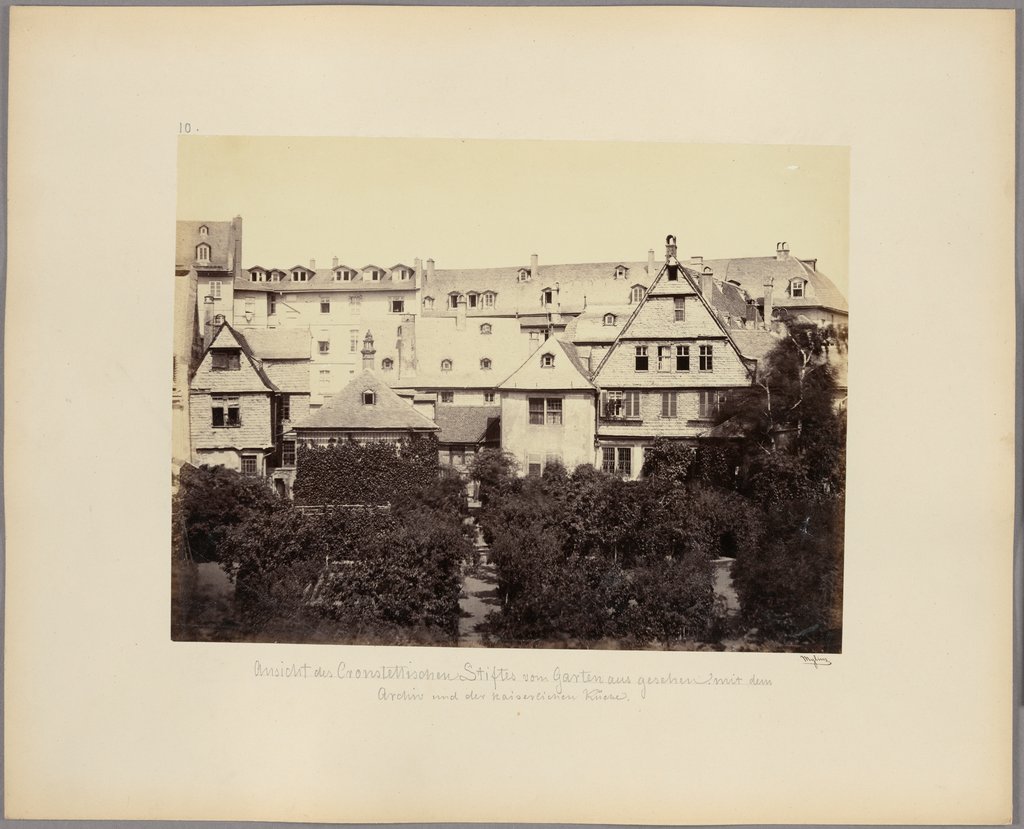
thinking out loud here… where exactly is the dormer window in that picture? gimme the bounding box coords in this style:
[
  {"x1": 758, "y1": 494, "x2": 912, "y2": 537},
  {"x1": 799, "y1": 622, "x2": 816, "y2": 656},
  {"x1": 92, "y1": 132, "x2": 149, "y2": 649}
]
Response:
[
  {"x1": 196, "y1": 243, "x2": 211, "y2": 264},
  {"x1": 249, "y1": 268, "x2": 266, "y2": 282},
  {"x1": 540, "y1": 353, "x2": 555, "y2": 368},
  {"x1": 448, "y1": 292, "x2": 461, "y2": 309},
  {"x1": 441, "y1": 359, "x2": 453, "y2": 372},
  {"x1": 480, "y1": 323, "x2": 492, "y2": 335},
  {"x1": 423, "y1": 296, "x2": 435, "y2": 310},
  {"x1": 629, "y1": 284, "x2": 645, "y2": 304},
  {"x1": 614, "y1": 265, "x2": 629, "y2": 279},
  {"x1": 362, "y1": 390, "x2": 376, "y2": 406},
  {"x1": 790, "y1": 279, "x2": 806, "y2": 298},
  {"x1": 334, "y1": 269, "x2": 354, "y2": 282},
  {"x1": 518, "y1": 268, "x2": 531, "y2": 282},
  {"x1": 480, "y1": 358, "x2": 492, "y2": 371},
  {"x1": 292, "y1": 269, "x2": 308, "y2": 282},
  {"x1": 198, "y1": 225, "x2": 209, "y2": 237},
  {"x1": 541, "y1": 289, "x2": 554, "y2": 306},
  {"x1": 603, "y1": 313, "x2": 617, "y2": 326},
  {"x1": 381, "y1": 358, "x2": 394, "y2": 372},
  {"x1": 269, "y1": 270, "x2": 283, "y2": 282},
  {"x1": 211, "y1": 349, "x2": 241, "y2": 371},
  {"x1": 482, "y1": 291, "x2": 496, "y2": 308},
  {"x1": 467, "y1": 292, "x2": 479, "y2": 309}
]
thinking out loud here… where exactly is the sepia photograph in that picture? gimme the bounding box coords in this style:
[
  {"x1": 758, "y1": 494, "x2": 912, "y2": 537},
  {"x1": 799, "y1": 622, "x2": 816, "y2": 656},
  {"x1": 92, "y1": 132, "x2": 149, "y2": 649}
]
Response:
[{"x1": 172, "y1": 137, "x2": 849, "y2": 652}]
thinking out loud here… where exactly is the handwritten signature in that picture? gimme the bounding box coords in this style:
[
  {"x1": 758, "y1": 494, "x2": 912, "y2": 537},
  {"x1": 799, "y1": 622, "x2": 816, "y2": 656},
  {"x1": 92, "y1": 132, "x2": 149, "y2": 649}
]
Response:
[{"x1": 800, "y1": 655, "x2": 832, "y2": 668}]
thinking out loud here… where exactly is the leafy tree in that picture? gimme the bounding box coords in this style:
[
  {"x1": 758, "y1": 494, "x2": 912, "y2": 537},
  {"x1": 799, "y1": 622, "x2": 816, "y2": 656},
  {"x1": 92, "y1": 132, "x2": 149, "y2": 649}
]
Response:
[
  {"x1": 468, "y1": 448, "x2": 519, "y2": 507},
  {"x1": 177, "y1": 464, "x2": 284, "y2": 564}
]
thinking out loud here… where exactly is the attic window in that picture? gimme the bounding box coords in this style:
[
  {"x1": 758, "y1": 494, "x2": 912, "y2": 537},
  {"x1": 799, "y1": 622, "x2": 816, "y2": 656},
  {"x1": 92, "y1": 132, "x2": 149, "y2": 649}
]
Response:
[
  {"x1": 614, "y1": 266, "x2": 628, "y2": 279},
  {"x1": 790, "y1": 279, "x2": 806, "y2": 298},
  {"x1": 541, "y1": 289, "x2": 554, "y2": 306},
  {"x1": 292, "y1": 270, "x2": 308, "y2": 282},
  {"x1": 362, "y1": 390, "x2": 376, "y2": 405},
  {"x1": 423, "y1": 296, "x2": 435, "y2": 310},
  {"x1": 518, "y1": 268, "x2": 531, "y2": 282},
  {"x1": 369, "y1": 270, "x2": 382, "y2": 281},
  {"x1": 196, "y1": 244, "x2": 211, "y2": 263},
  {"x1": 250, "y1": 270, "x2": 265, "y2": 283},
  {"x1": 381, "y1": 358, "x2": 394, "y2": 372},
  {"x1": 480, "y1": 358, "x2": 492, "y2": 371},
  {"x1": 540, "y1": 353, "x2": 555, "y2": 368},
  {"x1": 630, "y1": 285, "x2": 645, "y2": 304},
  {"x1": 441, "y1": 359, "x2": 453, "y2": 372},
  {"x1": 482, "y1": 291, "x2": 496, "y2": 307},
  {"x1": 198, "y1": 225, "x2": 209, "y2": 237},
  {"x1": 211, "y1": 350, "x2": 241, "y2": 371},
  {"x1": 335, "y1": 270, "x2": 352, "y2": 282},
  {"x1": 467, "y1": 293, "x2": 478, "y2": 309},
  {"x1": 603, "y1": 313, "x2": 617, "y2": 326},
  {"x1": 448, "y1": 292, "x2": 462, "y2": 309},
  {"x1": 480, "y1": 323, "x2": 492, "y2": 335}
]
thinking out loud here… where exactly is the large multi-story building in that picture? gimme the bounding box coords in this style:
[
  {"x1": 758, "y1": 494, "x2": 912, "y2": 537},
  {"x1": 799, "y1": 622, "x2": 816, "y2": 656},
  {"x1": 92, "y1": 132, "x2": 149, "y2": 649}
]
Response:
[{"x1": 180, "y1": 220, "x2": 848, "y2": 491}]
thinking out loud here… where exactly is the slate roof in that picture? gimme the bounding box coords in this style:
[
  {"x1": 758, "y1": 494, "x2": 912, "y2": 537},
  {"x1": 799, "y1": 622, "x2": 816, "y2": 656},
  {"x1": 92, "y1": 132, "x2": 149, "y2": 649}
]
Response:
[
  {"x1": 194, "y1": 323, "x2": 279, "y2": 393},
  {"x1": 176, "y1": 220, "x2": 236, "y2": 272},
  {"x1": 726, "y1": 328, "x2": 785, "y2": 362},
  {"x1": 698, "y1": 255, "x2": 848, "y2": 313},
  {"x1": 234, "y1": 268, "x2": 420, "y2": 293},
  {"x1": 262, "y1": 361, "x2": 311, "y2": 393},
  {"x1": 294, "y1": 370, "x2": 438, "y2": 432},
  {"x1": 434, "y1": 406, "x2": 501, "y2": 445},
  {"x1": 235, "y1": 327, "x2": 311, "y2": 360},
  {"x1": 498, "y1": 335, "x2": 596, "y2": 391},
  {"x1": 564, "y1": 304, "x2": 634, "y2": 344}
]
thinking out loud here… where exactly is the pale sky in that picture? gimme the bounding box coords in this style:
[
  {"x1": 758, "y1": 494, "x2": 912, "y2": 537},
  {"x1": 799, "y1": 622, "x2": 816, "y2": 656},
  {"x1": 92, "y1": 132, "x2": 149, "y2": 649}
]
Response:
[{"x1": 178, "y1": 137, "x2": 849, "y2": 296}]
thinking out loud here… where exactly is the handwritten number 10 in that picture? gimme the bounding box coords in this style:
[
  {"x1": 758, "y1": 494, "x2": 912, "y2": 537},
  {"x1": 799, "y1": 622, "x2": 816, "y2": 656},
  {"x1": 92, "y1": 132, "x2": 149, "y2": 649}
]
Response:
[{"x1": 179, "y1": 122, "x2": 192, "y2": 134}]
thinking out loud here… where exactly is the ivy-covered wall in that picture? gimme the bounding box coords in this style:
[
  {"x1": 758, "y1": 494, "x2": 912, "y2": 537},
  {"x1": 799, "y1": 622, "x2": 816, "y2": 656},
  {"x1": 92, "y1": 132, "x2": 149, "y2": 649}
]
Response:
[{"x1": 293, "y1": 434, "x2": 441, "y2": 505}]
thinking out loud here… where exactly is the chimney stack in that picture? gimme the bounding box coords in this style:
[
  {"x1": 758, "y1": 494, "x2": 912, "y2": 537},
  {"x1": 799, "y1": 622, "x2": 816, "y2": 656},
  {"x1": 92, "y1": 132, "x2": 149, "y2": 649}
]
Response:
[
  {"x1": 775, "y1": 242, "x2": 789, "y2": 260},
  {"x1": 763, "y1": 278, "x2": 774, "y2": 328},
  {"x1": 414, "y1": 257, "x2": 422, "y2": 284},
  {"x1": 426, "y1": 258, "x2": 435, "y2": 286},
  {"x1": 691, "y1": 255, "x2": 703, "y2": 267},
  {"x1": 647, "y1": 249, "x2": 655, "y2": 274},
  {"x1": 665, "y1": 235, "x2": 677, "y2": 262},
  {"x1": 530, "y1": 253, "x2": 539, "y2": 279},
  {"x1": 455, "y1": 295, "x2": 467, "y2": 331},
  {"x1": 361, "y1": 330, "x2": 376, "y2": 371},
  {"x1": 700, "y1": 265, "x2": 714, "y2": 298},
  {"x1": 310, "y1": 258, "x2": 316, "y2": 270},
  {"x1": 231, "y1": 216, "x2": 243, "y2": 280},
  {"x1": 332, "y1": 256, "x2": 339, "y2": 268}
]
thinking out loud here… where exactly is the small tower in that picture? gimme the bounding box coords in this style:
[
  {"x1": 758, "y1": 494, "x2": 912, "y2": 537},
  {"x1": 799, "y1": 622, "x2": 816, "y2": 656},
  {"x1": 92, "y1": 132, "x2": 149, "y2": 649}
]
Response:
[
  {"x1": 361, "y1": 330, "x2": 376, "y2": 371},
  {"x1": 665, "y1": 234, "x2": 679, "y2": 280}
]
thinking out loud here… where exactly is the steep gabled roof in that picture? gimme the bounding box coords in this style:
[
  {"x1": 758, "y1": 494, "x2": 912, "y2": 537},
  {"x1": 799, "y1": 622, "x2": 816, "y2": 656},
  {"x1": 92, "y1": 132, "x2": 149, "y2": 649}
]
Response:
[
  {"x1": 497, "y1": 335, "x2": 595, "y2": 391},
  {"x1": 697, "y1": 255, "x2": 848, "y2": 313},
  {"x1": 191, "y1": 323, "x2": 279, "y2": 393},
  {"x1": 294, "y1": 370, "x2": 438, "y2": 431}
]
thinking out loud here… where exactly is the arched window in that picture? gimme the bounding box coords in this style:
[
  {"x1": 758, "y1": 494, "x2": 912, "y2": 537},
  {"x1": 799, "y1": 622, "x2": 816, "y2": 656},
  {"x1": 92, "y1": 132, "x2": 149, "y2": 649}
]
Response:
[
  {"x1": 540, "y1": 353, "x2": 555, "y2": 368},
  {"x1": 518, "y1": 268, "x2": 531, "y2": 282},
  {"x1": 198, "y1": 225, "x2": 209, "y2": 237},
  {"x1": 381, "y1": 358, "x2": 394, "y2": 372},
  {"x1": 480, "y1": 323, "x2": 492, "y2": 335},
  {"x1": 441, "y1": 359, "x2": 453, "y2": 372},
  {"x1": 603, "y1": 313, "x2": 617, "y2": 326},
  {"x1": 630, "y1": 284, "x2": 645, "y2": 304},
  {"x1": 614, "y1": 265, "x2": 628, "y2": 279},
  {"x1": 480, "y1": 358, "x2": 492, "y2": 371},
  {"x1": 196, "y1": 243, "x2": 211, "y2": 263},
  {"x1": 362, "y1": 390, "x2": 376, "y2": 405},
  {"x1": 213, "y1": 314, "x2": 225, "y2": 325},
  {"x1": 423, "y1": 296, "x2": 435, "y2": 310}
]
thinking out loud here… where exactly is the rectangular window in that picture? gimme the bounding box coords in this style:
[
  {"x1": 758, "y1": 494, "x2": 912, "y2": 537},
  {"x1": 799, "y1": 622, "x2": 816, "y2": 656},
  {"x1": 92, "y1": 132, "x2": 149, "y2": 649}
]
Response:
[
  {"x1": 282, "y1": 440, "x2": 296, "y2": 467},
  {"x1": 268, "y1": 295, "x2": 277, "y2": 315},
  {"x1": 791, "y1": 281, "x2": 804, "y2": 298},
  {"x1": 676, "y1": 345, "x2": 690, "y2": 371},
  {"x1": 319, "y1": 370, "x2": 330, "y2": 385},
  {"x1": 529, "y1": 331, "x2": 540, "y2": 346},
  {"x1": 245, "y1": 298, "x2": 255, "y2": 315},
  {"x1": 527, "y1": 454, "x2": 542, "y2": 477},
  {"x1": 603, "y1": 390, "x2": 623, "y2": 418},
  {"x1": 657, "y1": 345, "x2": 672, "y2": 371},
  {"x1": 391, "y1": 298, "x2": 405, "y2": 313},
  {"x1": 211, "y1": 350, "x2": 240, "y2": 371},
  {"x1": 545, "y1": 398, "x2": 562, "y2": 425},
  {"x1": 528, "y1": 398, "x2": 545, "y2": 425},
  {"x1": 698, "y1": 391, "x2": 726, "y2": 419},
  {"x1": 280, "y1": 395, "x2": 291, "y2": 421},
  {"x1": 320, "y1": 298, "x2": 330, "y2": 314},
  {"x1": 699, "y1": 345, "x2": 714, "y2": 372},
  {"x1": 468, "y1": 294, "x2": 478, "y2": 308},
  {"x1": 241, "y1": 455, "x2": 258, "y2": 476},
  {"x1": 624, "y1": 390, "x2": 641, "y2": 418},
  {"x1": 318, "y1": 340, "x2": 330, "y2": 355},
  {"x1": 601, "y1": 447, "x2": 632, "y2": 476},
  {"x1": 209, "y1": 281, "x2": 222, "y2": 299},
  {"x1": 602, "y1": 447, "x2": 616, "y2": 474},
  {"x1": 349, "y1": 294, "x2": 362, "y2": 311},
  {"x1": 350, "y1": 330, "x2": 359, "y2": 352},
  {"x1": 674, "y1": 297, "x2": 686, "y2": 321},
  {"x1": 211, "y1": 396, "x2": 240, "y2": 427},
  {"x1": 617, "y1": 447, "x2": 632, "y2": 477},
  {"x1": 484, "y1": 392, "x2": 496, "y2": 404},
  {"x1": 635, "y1": 345, "x2": 649, "y2": 371},
  {"x1": 660, "y1": 391, "x2": 678, "y2": 418},
  {"x1": 545, "y1": 453, "x2": 561, "y2": 468},
  {"x1": 450, "y1": 448, "x2": 466, "y2": 466},
  {"x1": 440, "y1": 391, "x2": 454, "y2": 404}
]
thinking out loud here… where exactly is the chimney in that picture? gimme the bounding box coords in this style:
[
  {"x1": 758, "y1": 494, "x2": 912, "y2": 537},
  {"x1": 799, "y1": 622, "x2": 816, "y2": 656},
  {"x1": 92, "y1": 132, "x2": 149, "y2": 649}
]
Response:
[
  {"x1": 665, "y1": 235, "x2": 677, "y2": 262},
  {"x1": 361, "y1": 330, "x2": 376, "y2": 371},
  {"x1": 426, "y1": 258, "x2": 435, "y2": 286},
  {"x1": 530, "y1": 253, "x2": 539, "y2": 279},
  {"x1": 332, "y1": 256, "x2": 339, "y2": 268},
  {"x1": 309, "y1": 258, "x2": 316, "y2": 270},
  {"x1": 775, "y1": 242, "x2": 789, "y2": 260},
  {"x1": 414, "y1": 257, "x2": 422, "y2": 283},
  {"x1": 647, "y1": 249, "x2": 655, "y2": 274},
  {"x1": 763, "y1": 278, "x2": 774, "y2": 328},
  {"x1": 455, "y1": 294, "x2": 466, "y2": 331},
  {"x1": 691, "y1": 255, "x2": 703, "y2": 267},
  {"x1": 700, "y1": 265, "x2": 714, "y2": 298},
  {"x1": 746, "y1": 300, "x2": 759, "y2": 325},
  {"x1": 231, "y1": 216, "x2": 243, "y2": 280}
]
